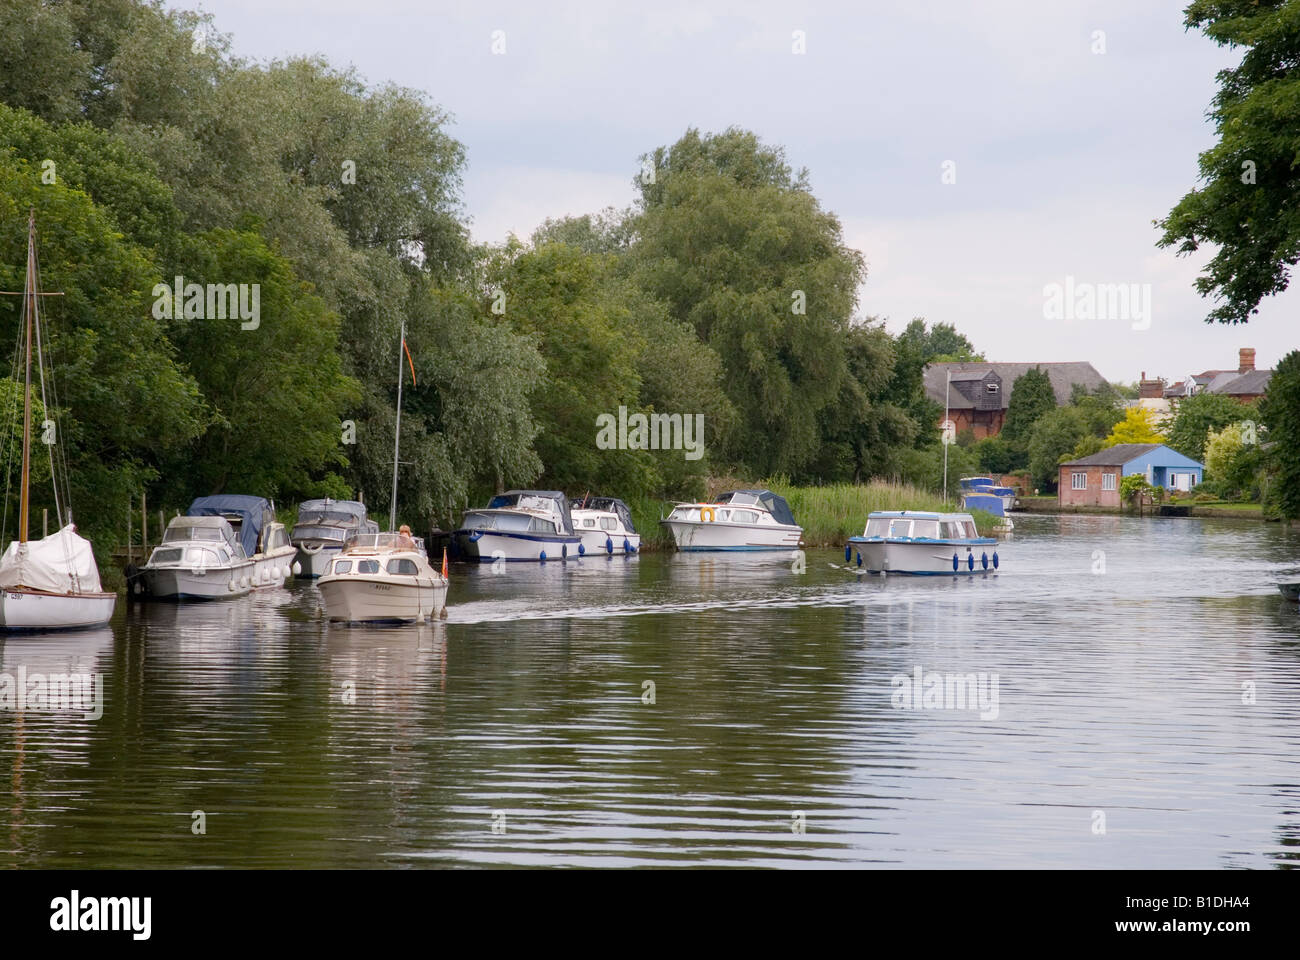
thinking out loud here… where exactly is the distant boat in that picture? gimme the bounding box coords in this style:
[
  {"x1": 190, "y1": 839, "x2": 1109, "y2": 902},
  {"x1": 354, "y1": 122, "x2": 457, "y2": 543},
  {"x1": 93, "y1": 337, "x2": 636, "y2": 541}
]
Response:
[
  {"x1": 960, "y1": 476, "x2": 1018, "y2": 513},
  {"x1": 570, "y1": 495, "x2": 640, "y2": 556},
  {"x1": 141, "y1": 515, "x2": 254, "y2": 600},
  {"x1": 185, "y1": 495, "x2": 297, "y2": 588},
  {"x1": 454, "y1": 490, "x2": 582, "y2": 562},
  {"x1": 0, "y1": 210, "x2": 116, "y2": 631},
  {"x1": 660, "y1": 489, "x2": 802, "y2": 552},
  {"x1": 290, "y1": 499, "x2": 378, "y2": 578},
  {"x1": 1279, "y1": 583, "x2": 1300, "y2": 602},
  {"x1": 846, "y1": 510, "x2": 1002, "y2": 575}
]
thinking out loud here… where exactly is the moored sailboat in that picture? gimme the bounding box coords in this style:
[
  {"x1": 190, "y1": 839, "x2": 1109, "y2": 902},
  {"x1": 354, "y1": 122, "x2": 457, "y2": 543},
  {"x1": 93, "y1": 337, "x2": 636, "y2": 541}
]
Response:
[{"x1": 0, "y1": 210, "x2": 115, "y2": 630}]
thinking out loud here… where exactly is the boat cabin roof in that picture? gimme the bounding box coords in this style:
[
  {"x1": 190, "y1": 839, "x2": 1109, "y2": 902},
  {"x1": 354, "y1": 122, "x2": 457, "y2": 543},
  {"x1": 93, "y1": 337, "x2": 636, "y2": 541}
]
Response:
[
  {"x1": 867, "y1": 510, "x2": 976, "y2": 523},
  {"x1": 341, "y1": 532, "x2": 422, "y2": 554}
]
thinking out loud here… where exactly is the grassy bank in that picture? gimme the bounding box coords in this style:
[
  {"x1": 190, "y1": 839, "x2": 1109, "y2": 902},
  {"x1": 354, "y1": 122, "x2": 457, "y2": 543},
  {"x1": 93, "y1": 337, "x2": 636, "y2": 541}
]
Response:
[{"x1": 629, "y1": 480, "x2": 996, "y2": 551}]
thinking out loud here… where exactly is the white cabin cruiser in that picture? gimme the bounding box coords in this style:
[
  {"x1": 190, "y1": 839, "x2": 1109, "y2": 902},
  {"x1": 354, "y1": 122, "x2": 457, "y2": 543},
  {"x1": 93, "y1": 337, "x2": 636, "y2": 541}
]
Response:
[
  {"x1": 454, "y1": 490, "x2": 582, "y2": 562},
  {"x1": 845, "y1": 511, "x2": 1002, "y2": 575},
  {"x1": 570, "y1": 496, "x2": 640, "y2": 556},
  {"x1": 186, "y1": 495, "x2": 297, "y2": 588},
  {"x1": 661, "y1": 489, "x2": 802, "y2": 552},
  {"x1": 142, "y1": 515, "x2": 255, "y2": 600},
  {"x1": 290, "y1": 499, "x2": 378, "y2": 578},
  {"x1": 317, "y1": 532, "x2": 448, "y2": 623}
]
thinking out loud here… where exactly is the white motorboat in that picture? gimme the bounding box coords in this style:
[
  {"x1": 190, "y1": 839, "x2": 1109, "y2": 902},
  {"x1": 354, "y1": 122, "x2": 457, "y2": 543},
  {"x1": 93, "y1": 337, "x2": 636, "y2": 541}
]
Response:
[
  {"x1": 660, "y1": 489, "x2": 802, "y2": 552},
  {"x1": 959, "y1": 477, "x2": 1018, "y2": 514},
  {"x1": 845, "y1": 510, "x2": 1003, "y2": 575},
  {"x1": 0, "y1": 210, "x2": 116, "y2": 631},
  {"x1": 185, "y1": 495, "x2": 298, "y2": 588},
  {"x1": 570, "y1": 495, "x2": 640, "y2": 556},
  {"x1": 317, "y1": 532, "x2": 447, "y2": 623},
  {"x1": 454, "y1": 490, "x2": 582, "y2": 562},
  {"x1": 290, "y1": 499, "x2": 378, "y2": 578},
  {"x1": 141, "y1": 515, "x2": 255, "y2": 600}
]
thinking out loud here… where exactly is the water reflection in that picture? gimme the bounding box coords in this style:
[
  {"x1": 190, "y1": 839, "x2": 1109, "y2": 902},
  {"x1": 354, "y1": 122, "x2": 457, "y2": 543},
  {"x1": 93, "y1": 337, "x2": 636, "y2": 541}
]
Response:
[{"x1": 0, "y1": 515, "x2": 1297, "y2": 867}]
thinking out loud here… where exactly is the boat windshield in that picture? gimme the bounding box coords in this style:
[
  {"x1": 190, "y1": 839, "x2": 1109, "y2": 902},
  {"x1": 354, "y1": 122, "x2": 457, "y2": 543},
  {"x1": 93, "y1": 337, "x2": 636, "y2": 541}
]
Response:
[
  {"x1": 344, "y1": 532, "x2": 416, "y2": 552},
  {"x1": 464, "y1": 512, "x2": 553, "y2": 533},
  {"x1": 911, "y1": 519, "x2": 940, "y2": 539},
  {"x1": 164, "y1": 525, "x2": 226, "y2": 543}
]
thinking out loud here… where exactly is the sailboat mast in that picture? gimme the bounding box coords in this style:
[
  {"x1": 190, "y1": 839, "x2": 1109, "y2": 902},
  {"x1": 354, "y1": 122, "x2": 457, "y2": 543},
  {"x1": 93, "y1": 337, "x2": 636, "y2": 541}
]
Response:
[
  {"x1": 18, "y1": 209, "x2": 35, "y2": 544},
  {"x1": 389, "y1": 318, "x2": 405, "y2": 532}
]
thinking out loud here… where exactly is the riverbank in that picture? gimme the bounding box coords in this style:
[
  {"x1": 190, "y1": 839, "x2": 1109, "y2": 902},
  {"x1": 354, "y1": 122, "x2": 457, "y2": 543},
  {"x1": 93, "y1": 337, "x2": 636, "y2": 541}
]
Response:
[
  {"x1": 1018, "y1": 496, "x2": 1269, "y2": 520},
  {"x1": 627, "y1": 481, "x2": 997, "y2": 551}
]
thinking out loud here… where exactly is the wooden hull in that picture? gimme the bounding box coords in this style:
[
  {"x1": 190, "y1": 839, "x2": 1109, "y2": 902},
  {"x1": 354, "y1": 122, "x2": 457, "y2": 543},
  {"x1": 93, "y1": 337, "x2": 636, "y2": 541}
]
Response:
[{"x1": 0, "y1": 588, "x2": 116, "y2": 630}]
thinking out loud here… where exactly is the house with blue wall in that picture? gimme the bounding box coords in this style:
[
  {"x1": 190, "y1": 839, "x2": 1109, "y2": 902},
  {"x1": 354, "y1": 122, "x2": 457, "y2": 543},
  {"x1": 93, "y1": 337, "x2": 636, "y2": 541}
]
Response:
[{"x1": 1058, "y1": 443, "x2": 1204, "y2": 507}]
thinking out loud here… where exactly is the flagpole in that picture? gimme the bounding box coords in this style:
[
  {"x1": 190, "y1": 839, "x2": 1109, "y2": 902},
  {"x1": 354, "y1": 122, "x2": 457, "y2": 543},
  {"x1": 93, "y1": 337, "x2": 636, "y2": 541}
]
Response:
[
  {"x1": 943, "y1": 369, "x2": 951, "y2": 507},
  {"x1": 389, "y1": 318, "x2": 405, "y2": 533}
]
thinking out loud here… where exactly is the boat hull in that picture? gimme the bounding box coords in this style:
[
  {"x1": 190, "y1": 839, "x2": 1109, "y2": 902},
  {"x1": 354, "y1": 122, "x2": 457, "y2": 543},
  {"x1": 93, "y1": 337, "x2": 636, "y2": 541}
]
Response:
[
  {"x1": 846, "y1": 538, "x2": 1003, "y2": 575},
  {"x1": 0, "y1": 589, "x2": 116, "y2": 630},
  {"x1": 293, "y1": 542, "x2": 341, "y2": 578},
  {"x1": 317, "y1": 576, "x2": 447, "y2": 623},
  {"x1": 454, "y1": 530, "x2": 582, "y2": 562},
  {"x1": 574, "y1": 529, "x2": 641, "y2": 557},
  {"x1": 661, "y1": 520, "x2": 801, "y2": 552},
  {"x1": 251, "y1": 546, "x2": 297, "y2": 588},
  {"x1": 143, "y1": 564, "x2": 254, "y2": 600}
]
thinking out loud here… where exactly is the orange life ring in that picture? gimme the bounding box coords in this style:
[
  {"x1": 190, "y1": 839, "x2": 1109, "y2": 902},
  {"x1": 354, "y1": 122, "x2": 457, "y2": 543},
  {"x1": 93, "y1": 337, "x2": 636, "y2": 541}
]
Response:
[{"x1": 700, "y1": 507, "x2": 715, "y2": 522}]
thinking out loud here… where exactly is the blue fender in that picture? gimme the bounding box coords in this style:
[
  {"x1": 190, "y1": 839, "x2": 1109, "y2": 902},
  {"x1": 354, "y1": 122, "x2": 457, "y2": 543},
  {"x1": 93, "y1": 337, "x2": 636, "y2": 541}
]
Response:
[
  {"x1": 967, "y1": 553, "x2": 974, "y2": 571},
  {"x1": 993, "y1": 552, "x2": 999, "y2": 569},
  {"x1": 952, "y1": 553, "x2": 959, "y2": 572},
  {"x1": 605, "y1": 537, "x2": 614, "y2": 555},
  {"x1": 845, "y1": 545, "x2": 851, "y2": 562},
  {"x1": 578, "y1": 542, "x2": 585, "y2": 557},
  {"x1": 981, "y1": 552, "x2": 988, "y2": 570},
  {"x1": 539, "y1": 550, "x2": 547, "y2": 562}
]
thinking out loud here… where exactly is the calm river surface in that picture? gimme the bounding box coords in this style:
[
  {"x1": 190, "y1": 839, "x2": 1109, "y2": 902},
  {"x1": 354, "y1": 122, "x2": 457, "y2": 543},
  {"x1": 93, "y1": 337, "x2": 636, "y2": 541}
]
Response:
[{"x1": 2, "y1": 514, "x2": 1299, "y2": 868}]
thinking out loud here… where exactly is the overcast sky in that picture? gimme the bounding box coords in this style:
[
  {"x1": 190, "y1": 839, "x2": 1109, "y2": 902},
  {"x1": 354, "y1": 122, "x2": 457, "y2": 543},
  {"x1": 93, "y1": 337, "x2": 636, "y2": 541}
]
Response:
[{"x1": 181, "y1": 0, "x2": 1295, "y2": 385}]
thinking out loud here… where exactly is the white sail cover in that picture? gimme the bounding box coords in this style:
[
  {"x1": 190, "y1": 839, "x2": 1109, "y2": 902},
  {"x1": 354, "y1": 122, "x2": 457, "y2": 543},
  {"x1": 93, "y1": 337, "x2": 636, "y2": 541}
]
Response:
[{"x1": 0, "y1": 524, "x2": 104, "y2": 594}]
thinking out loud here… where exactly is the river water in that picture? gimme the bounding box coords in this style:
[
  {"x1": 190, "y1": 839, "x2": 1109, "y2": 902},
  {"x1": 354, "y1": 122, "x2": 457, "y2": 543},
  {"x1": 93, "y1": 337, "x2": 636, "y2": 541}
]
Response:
[{"x1": 2, "y1": 514, "x2": 1298, "y2": 868}]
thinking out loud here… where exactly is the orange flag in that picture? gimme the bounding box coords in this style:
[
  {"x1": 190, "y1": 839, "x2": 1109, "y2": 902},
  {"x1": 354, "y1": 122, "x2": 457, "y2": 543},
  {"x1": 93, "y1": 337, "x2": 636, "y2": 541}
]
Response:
[
  {"x1": 441, "y1": 546, "x2": 448, "y2": 579},
  {"x1": 402, "y1": 338, "x2": 417, "y2": 387}
]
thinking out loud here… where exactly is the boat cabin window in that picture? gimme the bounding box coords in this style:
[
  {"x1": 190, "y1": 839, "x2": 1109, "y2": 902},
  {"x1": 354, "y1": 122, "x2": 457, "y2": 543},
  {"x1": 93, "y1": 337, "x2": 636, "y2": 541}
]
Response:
[
  {"x1": 887, "y1": 519, "x2": 913, "y2": 538},
  {"x1": 333, "y1": 560, "x2": 352, "y2": 574},
  {"x1": 164, "y1": 525, "x2": 224, "y2": 543},
  {"x1": 911, "y1": 519, "x2": 940, "y2": 539},
  {"x1": 941, "y1": 521, "x2": 964, "y2": 539},
  {"x1": 963, "y1": 520, "x2": 978, "y2": 538},
  {"x1": 582, "y1": 518, "x2": 596, "y2": 528},
  {"x1": 387, "y1": 559, "x2": 419, "y2": 575},
  {"x1": 529, "y1": 517, "x2": 556, "y2": 533},
  {"x1": 600, "y1": 517, "x2": 617, "y2": 530},
  {"x1": 732, "y1": 510, "x2": 758, "y2": 524},
  {"x1": 357, "y1": 560, "x2": 380, "y2": 574},
  {"x1": 151, "y1": 548, "x2": 183, "y2": 565},
  {"x1": 724, "y1": 493, "x2": 758, "y2": 507},
  {"x1": 864, "y1": 518, "x2": 889, "y2": 538},
  {"x1": 717, "y1": 509, "x2": 731, "y2": 521},
  {"x1": 267, "y1": 528, "x2": 289, "y2": 549}
]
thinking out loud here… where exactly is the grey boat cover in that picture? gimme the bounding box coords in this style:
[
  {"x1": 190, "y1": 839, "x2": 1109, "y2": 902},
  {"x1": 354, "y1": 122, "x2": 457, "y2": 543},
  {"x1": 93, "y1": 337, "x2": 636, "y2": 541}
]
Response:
[
  {"x1": 293, "y1": 499, "x2": 376, "y2": 531},
  {"x1": 187, "y1": 495, "x2": 273, "y2": 559},
  {"x1": 714, "y1": 489, "x2": 798, "y2": 527},
  {"x1": 571, "y1": 495, "x2": 637, "y2": 534},
  {"x1": 486, "y1": 490, "x2": 575, "y2": 534}
]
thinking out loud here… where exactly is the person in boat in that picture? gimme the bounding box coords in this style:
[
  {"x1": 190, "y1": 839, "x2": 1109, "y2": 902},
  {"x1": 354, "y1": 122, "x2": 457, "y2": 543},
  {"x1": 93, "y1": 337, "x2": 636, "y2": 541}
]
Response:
[{"x1": 397, "y1": 525, "x2": 415, "y2": 549}]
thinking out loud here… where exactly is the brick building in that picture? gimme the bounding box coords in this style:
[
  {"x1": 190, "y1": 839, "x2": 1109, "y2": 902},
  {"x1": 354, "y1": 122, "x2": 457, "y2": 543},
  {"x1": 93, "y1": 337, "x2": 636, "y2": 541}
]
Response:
[{"x1": 1058, "y1": 444, "x2": 1204, "y2": 507}]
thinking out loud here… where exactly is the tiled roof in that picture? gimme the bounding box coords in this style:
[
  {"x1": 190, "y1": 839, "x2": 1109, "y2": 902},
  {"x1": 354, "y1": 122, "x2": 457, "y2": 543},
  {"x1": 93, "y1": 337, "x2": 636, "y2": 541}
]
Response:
[
  {"x1": 924, "y1": 362, "x2": 1108, "y2": 410},
  {"x1": 1060, "y1": 443, "x2": 1161, "y2": 467}
]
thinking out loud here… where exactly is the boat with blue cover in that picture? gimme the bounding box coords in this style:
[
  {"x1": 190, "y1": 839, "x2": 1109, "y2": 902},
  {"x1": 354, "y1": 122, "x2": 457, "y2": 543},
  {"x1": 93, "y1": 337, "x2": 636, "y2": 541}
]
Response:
[
  {"x1": 454, "y1": 490, "x2": 582, "y2": 562},
  {"x1": 845, "y1": 510, "x2": 1003, "y2": 575}
]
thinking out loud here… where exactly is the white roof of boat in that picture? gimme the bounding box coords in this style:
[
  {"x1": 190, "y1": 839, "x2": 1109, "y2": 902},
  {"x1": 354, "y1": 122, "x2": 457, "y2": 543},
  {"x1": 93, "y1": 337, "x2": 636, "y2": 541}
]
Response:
[{"x1": 867, "y1": 510, "x2": 975, "y2": 521}]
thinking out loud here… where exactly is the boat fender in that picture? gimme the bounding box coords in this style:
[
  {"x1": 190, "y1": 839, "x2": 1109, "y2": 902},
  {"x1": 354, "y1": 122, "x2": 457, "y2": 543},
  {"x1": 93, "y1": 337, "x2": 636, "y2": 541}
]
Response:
[
  {"x1": 562, "y1": 544, "x2": 567, "y2": 559},
  {"x1": 856, "y1": 551, "x2": 862, "y2": 568},
  {"x1": 628, "y1": 542, "x2": 637, "y2": 554},
  {"x1": 469, "y1": 531, "x2": 483, "y2": 542},
  {"x1": 605, "y1": 536, "x2": 613, "y2": 555},
  {"x1": 292, "y1": 561, "x2": 302, "y2": 576},
  {"x1": 952, "y1": 553, "x2": 959, "y2": 572},
  {"x1": 623, "y1": 538, "x2": 630, "y2": 554},
  {"x1": 539, "y1": 550, "x2": 547, "y2": 562},
  {"x1": 992, "y1": 552, "x2": 999, "y2": 569},
  {"x1": 967, "y1": 553, "x2": 974, "y2": 571},
  {"x1": 981, "y1": 552, "x2": 988, "y2": 570},
  {"x1": 844, "y1": 545, "x2": 851, "y2": 563},
  {"x1": 578, "y1": 542, "x2": 585, "y2": 557}
]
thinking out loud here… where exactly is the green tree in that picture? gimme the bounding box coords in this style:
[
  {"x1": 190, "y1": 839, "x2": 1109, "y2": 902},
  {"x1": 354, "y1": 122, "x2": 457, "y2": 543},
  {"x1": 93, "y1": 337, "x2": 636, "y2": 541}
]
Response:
[
  {"x1": 1260, "y1": 350, "x2": 1300, "y2": 519},
  {"x1": 1000, "y1": 366, "x2": 1056, "y2": 461},
  {"x1": 973, "y1": 434, "x2": 1014, "y2": 473},
  {"x1": 1165, "y1": 391, "x2": 1257, "y2": 462},
  {"x1": 630, "y1": 127, "x2": 864, "y2": 477},
  {"x1": 1158, "y1": 0, "x2": 1300, "y2": 323},
  {"x1": 1027, "y1": 407, "x2": 1088, "y2": 490}
]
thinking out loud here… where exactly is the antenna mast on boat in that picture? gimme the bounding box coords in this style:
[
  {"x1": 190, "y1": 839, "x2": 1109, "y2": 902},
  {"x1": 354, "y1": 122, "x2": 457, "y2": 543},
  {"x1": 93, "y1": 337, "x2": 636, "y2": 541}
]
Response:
[
  {"x1": 389, "y1": 317, "x2": 405, "y2": 532},
  {"x1": 18, "y1": 209, "x2": 36, "y2": 544},
  {"x1": 942, "y1": 369, "x2": 951, "y2": 508}
]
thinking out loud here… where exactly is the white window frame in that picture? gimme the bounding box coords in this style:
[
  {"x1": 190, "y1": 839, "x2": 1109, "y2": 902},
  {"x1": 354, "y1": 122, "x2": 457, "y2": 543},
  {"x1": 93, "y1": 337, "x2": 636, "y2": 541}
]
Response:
[
  {"x1": 1071, "y1": 472, "x2": 1087, "y2": 490},
  {"x1": 1102, "y1": 473, "x2": 1116, "y2": 491}
]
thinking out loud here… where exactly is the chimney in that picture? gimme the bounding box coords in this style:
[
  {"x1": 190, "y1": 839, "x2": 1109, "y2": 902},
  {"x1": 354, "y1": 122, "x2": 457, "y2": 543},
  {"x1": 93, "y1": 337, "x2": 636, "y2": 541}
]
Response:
[
  {"x1": 1239, "y1": 347, "x2": 1255, "y2": 374},
  {"x1": 1138, "y1": 372, "x2": 1165, "y2": 400}
]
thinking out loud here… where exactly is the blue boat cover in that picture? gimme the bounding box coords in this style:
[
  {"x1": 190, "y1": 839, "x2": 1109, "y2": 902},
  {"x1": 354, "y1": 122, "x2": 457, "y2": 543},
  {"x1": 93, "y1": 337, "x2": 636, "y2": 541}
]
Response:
[
  {"x1": 187, "y1": 495, "x2": 274, "y2": 558},
  {"x1": 485, "y1": 490, "x2": 575, "y2": 534},
  {"x1": 571, "y1": 495, "x2": 637, "y2": 533},
  {"x1": 962, "y1": 493, "x2": 1006, "y2": 517},
  {"x1": 714, "y1": 489, "x2": 798, "y2": 527}
]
